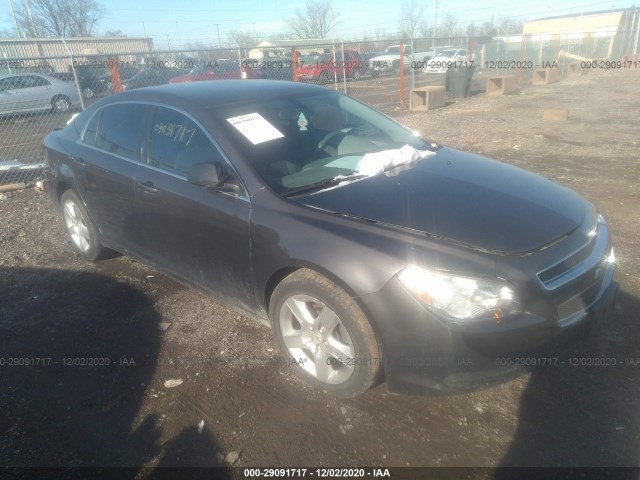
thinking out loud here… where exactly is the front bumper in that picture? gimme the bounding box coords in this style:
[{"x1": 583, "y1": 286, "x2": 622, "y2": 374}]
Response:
[{"x1": 361, "y1": 263, "x2": 617, "y2": 395}]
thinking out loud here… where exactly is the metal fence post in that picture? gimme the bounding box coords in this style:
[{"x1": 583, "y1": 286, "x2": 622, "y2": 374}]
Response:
[
  {"x1": 411, "y1": 38, "x2": 415, "y2": 91},
  {"x1": 341, "y1": 41, "x2": 347, "y2": 93},
  {"x1": 60, "y1": 37, "x2": 85, "y2": 110}
]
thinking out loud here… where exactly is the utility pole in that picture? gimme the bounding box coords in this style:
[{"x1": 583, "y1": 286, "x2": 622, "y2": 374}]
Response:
[
  {"x1": 432, "y1": 0, "x2": 439, "y2": 48},
  {"x1": 24, "y1": 0, "x2": 37, "y2": 37},
  {"x1": 214, "y1": 24, "x2": 222, "y2": 48},
  {"x1": 8, "y1": 0, "x2": 21, "y2": 37}
]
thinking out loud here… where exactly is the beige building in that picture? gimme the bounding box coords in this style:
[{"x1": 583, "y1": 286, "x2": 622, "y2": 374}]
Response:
[
  {"x1": 1, "y1": 37, "x2": 154, "y2": 72},
  {"x1": 521, "y1": 8, "x2": 639, "y2": 58},
  {"x1": 523, "y1": 9, "x2": 635, "y2": 39}
]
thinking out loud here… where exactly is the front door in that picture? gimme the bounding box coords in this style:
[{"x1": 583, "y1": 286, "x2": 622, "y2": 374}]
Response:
[{"x1": 130, "y1": 106, "x2": 254, "y2": 309}]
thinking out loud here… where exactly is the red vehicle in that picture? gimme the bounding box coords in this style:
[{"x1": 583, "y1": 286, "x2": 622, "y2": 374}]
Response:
[
  {"x1": 298, "y1": 50, "x2": 365, "y2": 83},
  {"x1": 169, "y1": 61, "x2": 258, "y2": 83}
]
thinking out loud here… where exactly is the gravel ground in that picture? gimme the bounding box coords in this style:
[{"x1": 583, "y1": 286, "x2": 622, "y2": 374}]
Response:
[{"x1": 0, "y1": 68, "x2": 639, "y2": 473}]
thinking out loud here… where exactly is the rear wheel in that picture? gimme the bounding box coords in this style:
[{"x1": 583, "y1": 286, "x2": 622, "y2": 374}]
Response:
[
  {"x1": 51, "y1": 95, "x2": 71, "y2": 113},
  {"x1": 270, "y1": 269, "x2": 381, "y2": 398},
  {"x1": 60, "y1": 190, "x2": 105, "y2": 261},
  {"x1": 82, "y1": 87, "x2": 95, "y2": 98}
]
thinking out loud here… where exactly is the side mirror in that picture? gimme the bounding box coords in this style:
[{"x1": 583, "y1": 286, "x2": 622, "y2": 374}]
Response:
[{"x1": 188, "y1": 162, "x2": 226, "y2": 189}]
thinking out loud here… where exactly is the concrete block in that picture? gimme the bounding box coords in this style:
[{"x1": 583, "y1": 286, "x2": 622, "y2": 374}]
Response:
[
  {"x1": 409, "y1": 86, "x2": 446, "y2": 111},
  {"x1": 543, "y1": 109, "x2": 568, "y2": 121},
  {"x1": 486, "y1": 75, "x2": 517, "y2": 95},
  {"x1": 533, "y1": 68, "x2": 561, "y2": 85},
  {"x1": 566, "y1": 63, "x2": 582, "y2": 75}
]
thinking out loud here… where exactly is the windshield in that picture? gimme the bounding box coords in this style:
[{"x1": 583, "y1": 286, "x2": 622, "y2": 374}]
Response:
[
  {"x1": 189, "y1": 65, "x2": 209, "y2": 75},
  {"x1": 439, "y1": 50, "x2": 459, "y2": 58},
  {"x1": 384, "y1": 47, "x2": 400, "y2": 54},
  {"x1": 214, "y1": 91, "x2": 433, "y2": 196}
]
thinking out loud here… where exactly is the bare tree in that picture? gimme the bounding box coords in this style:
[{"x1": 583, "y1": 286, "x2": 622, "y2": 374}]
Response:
[
  {"x1": 443, "y1": 14, "x2": 459, "y2": 38},
  {"x1": 13, "y1": 0, "x2": 105, "y2": 37},
  {"x1": 229, "y1": 29, "x2": 259, "y2": 48},
  {"x1": 400, "y1": 0, "x2": 425, "y2": 39},
  {"x1": 104, "y1": 29, "x2": 126, "y2": 37},
  {"x1": 478, "y1": 21, "x2": 497, "y2": 37},
  {"x1": 285, "y1": 0, "x2": 339, "y2": 39},
  {"x1": 466, "y1": 23, "x2": 477, "y2": 37},
  {"x1": 498, "y1": 18, "x2": 524, "y2": 35}
]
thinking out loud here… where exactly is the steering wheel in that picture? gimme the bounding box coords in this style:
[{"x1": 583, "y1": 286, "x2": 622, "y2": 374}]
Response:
[{"x1": 317, "y1": 129, "x2": 350, "y2": 151}]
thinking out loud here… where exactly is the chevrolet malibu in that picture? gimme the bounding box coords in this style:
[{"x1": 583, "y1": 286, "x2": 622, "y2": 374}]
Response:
[{"x1": 43, "y1": 80, "x2": 617, "y2": 398}]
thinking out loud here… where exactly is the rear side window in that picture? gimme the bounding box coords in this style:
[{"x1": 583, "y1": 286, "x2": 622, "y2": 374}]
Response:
[
  {"x1": 96, "y1": 104, "x2": 147, "y2": 160},
  {"x1": 82, "y1": 110, "x2": 101, "y2": 147},
  {"x1": 148, "y1": 107, "x2": 224, "y2": 175}
]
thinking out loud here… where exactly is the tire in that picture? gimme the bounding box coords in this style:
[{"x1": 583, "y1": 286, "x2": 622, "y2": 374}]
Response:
[
  {"x1": 270, "y1": 269, "x2": 381, "y2": 398},
  {"x1": 82, "y1": 87, "x2": 95, "y2": 98},
  {"x1": 392, "y1": 61, "x2": 401, "y2": 75},
  {"x1": 318, "y1": 71, "x2": 330, "y2": 84},
  {"x1": 60, "y1": 190, "x2": 106, "y2": 261},
  {"x1": 51, "y1": 95, "x2": 71, "y2": 113},
  {"x1": 370, "y1": 71, "x2": 379, "y2": 78},
  {"x1": 352, "y1": 69, "x2": 362, "y2": 81}
]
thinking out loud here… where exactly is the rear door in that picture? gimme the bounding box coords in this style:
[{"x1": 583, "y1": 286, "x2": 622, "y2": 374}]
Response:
[
  {"x1": 20, "y1": 75, "x2": 53, "y2": 111},
  {"x1": 131, "y1": 105, "x2": 254, "y2": 308},
  {"x1": 74, "y1": 102, "x2": 151, "y2": 250}
]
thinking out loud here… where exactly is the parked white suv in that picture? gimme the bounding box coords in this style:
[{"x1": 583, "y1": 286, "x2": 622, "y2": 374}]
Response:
[{"x1": 423, "y1": 49, "x2": 470, "y2": 73}]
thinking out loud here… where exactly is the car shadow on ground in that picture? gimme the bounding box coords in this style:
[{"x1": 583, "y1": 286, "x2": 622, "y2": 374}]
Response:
[
  {"x1": 0, "y1": 267, "x2": 228, "y2": 474},
  {"x1": 495, "y1": 287, "x2": 640, "y2": 470}
]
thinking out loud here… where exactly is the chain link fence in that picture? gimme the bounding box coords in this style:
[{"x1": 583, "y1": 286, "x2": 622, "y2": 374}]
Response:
[{"x1": 1, "y1": 32, "x2": 638, "y2": 186}]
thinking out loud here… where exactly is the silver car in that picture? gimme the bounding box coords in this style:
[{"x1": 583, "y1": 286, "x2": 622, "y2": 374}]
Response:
[{"x1": 0, "y1": 73, "x2": 81, "y2": 115}]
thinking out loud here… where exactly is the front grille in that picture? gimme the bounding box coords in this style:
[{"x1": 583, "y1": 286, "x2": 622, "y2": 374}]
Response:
[
  {"x1": 537, "y1": 217, "x2": 609, "y2": 291},
  {"x1": 538, "y1": 238, "x2": 596, "y2": 284}
]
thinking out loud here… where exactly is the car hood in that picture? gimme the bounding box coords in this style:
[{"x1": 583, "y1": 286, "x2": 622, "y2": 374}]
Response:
[
  {"x1": 430, "y1": 55, "x2": 456, "y2": 62},
  {"x1": 296, "y1": 147, "x2": 588, "y2": 255},
  {"x1": 370, "y1": 54, "x2": 404, "y2": 62}
]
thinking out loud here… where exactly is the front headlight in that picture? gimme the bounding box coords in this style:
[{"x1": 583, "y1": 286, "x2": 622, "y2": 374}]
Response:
[{"x1": 398, "y1": 266, "x2": 521, "y2": 322}]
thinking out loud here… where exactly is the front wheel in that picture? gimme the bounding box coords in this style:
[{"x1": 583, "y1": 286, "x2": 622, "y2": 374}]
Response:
[
  {"x1": 60, "y1": 190, "x2": 106, "y2": 261},
  {"x1": 270, "y1": 269, "x2": 381, "y2": 398}
]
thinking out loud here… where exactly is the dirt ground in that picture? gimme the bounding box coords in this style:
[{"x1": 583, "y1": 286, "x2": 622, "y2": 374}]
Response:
[{"x1": 1, "y1": 68, "x2": 639, "y2": 474}]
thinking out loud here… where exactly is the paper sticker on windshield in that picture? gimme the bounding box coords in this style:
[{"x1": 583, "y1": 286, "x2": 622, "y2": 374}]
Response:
[{"x1": 226, "y1": 113, "x2": 284, "y2": 145}]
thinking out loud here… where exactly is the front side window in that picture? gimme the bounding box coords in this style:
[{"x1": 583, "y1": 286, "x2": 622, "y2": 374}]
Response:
[
  {"x1": 149, "y1": 107, "x2": 225, "y2": 175},
  {"x1": 95, "y1": 104, "x2": 147, "y2": 160}
]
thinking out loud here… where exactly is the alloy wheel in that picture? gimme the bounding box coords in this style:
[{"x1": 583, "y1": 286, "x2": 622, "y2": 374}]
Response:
[
  {"x1": 63, "y1": 199, "x2": 91, "y2": 252},
  {"x1": 279, "y1": 294, "x2": 355, "y2": 384}
]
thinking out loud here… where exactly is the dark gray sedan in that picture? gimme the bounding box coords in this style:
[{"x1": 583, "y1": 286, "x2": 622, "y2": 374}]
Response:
[{"x1": 42, "y1": 80, "x2": 617, "y2": 397}]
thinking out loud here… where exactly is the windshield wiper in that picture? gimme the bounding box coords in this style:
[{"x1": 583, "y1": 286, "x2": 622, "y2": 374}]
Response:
[{"x1": 282, "y1": 174, "x2": 366, "y2": 198}]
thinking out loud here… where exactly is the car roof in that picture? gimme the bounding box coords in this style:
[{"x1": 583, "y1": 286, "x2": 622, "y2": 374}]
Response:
[{"x1": 102, "y1": 80, "x2": 330, "y2": 109}]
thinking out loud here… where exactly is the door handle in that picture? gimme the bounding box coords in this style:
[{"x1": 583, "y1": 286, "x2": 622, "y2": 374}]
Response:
[{"x1": 136, "y1": 180, "x2": 159, "y2": 194}]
